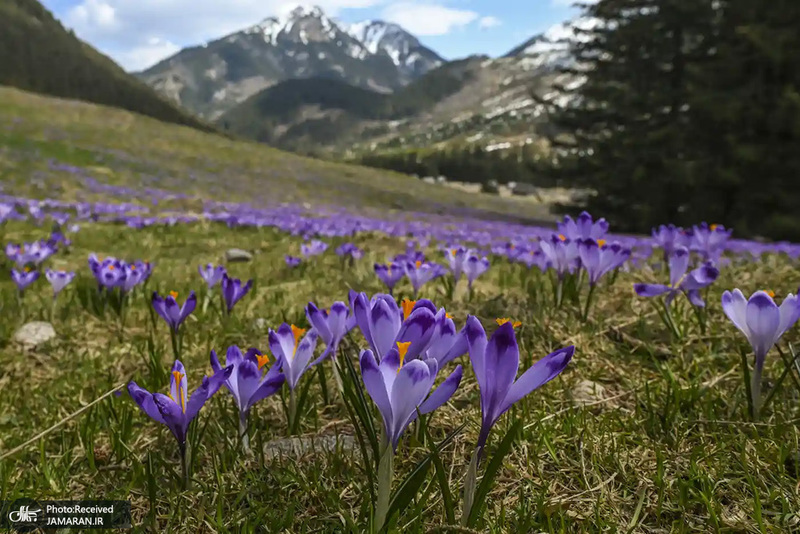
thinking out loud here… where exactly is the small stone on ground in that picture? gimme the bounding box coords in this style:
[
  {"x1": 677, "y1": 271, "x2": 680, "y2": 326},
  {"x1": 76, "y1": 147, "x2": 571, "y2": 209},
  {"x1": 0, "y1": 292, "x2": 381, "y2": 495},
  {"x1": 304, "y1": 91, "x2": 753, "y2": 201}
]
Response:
[
  {"x1": 13, "y1": 321, "x2": 57, "y2": 349},
  {"x1": 263, "y1": 434, "x2": 357, "y2": 460},
  {"x1": 225, "y1": 248, "x2": 253, "y2": 262},
  {"x1": 571, "y1": 379, "x2": 607, "y2": 405}
]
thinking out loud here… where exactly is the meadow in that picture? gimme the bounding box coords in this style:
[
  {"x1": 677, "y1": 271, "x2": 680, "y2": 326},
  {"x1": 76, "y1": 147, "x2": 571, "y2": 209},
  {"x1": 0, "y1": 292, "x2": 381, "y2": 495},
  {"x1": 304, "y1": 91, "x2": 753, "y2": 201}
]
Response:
[{"x1": 2, "y1": 87, "x2": 800, "y2": 533}]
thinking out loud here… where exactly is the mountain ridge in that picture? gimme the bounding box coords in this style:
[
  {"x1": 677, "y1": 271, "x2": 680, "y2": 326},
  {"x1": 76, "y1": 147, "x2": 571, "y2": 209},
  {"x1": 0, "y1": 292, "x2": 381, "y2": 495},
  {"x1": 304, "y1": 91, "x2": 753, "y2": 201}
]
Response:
[{"x1": 136, "y1": 5, "x2": 444, "y2": 119}]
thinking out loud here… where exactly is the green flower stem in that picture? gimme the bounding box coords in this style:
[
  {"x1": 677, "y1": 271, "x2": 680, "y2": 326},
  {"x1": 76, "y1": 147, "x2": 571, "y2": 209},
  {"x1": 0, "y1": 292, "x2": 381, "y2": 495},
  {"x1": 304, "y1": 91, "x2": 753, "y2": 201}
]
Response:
[
  {"x1": 288, "y1": 387, "x2": 298, "y2": 435},
  {"x1": 582, "y1": 284, "x2": 596, "y2": 322},
  {"x1": 374, "y1": 437, "x2": 394, "y2": 534},
  {"x1": 460, "y1": 446, "x2": 481, "y2": 527},
  {"x1": 239, "y1": 410, "x2": 251, "y2": 455}
]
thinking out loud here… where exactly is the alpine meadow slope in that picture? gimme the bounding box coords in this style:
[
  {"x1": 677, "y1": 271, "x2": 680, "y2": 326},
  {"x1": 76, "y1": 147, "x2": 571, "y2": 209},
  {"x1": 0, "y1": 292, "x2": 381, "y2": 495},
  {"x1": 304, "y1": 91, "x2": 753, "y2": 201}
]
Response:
[
  {"x1": 0, "y1": 86, "x2": 553, "y2": 225},
  {"x1": 0, "y1": 0, "x2": 214, "y2": 133}
]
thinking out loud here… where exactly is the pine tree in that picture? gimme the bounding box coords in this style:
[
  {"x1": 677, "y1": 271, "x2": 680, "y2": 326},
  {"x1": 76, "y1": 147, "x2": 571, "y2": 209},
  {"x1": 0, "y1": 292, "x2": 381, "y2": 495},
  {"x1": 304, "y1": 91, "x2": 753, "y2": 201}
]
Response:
[
  {"x1": 537, "y1": 0, "x2": 716, "y2": 231},
  {"x1": 686, "y1": 0, "x2": 800, "y2": 239}
]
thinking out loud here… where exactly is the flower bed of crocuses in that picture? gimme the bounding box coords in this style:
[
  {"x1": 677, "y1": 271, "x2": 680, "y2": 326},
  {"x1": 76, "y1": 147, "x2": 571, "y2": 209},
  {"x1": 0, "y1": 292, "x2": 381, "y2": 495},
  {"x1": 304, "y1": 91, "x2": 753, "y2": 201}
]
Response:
[{"x1": 3, "y1": 194, "x2": 800, "y2": 532}]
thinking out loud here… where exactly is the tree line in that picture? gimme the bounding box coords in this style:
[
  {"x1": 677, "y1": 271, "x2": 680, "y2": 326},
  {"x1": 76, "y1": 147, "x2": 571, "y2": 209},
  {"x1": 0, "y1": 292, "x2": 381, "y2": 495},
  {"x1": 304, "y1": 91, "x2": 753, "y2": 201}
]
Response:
[{"x1": 354, "y1": 144, "x2": 554, "y2": 188}]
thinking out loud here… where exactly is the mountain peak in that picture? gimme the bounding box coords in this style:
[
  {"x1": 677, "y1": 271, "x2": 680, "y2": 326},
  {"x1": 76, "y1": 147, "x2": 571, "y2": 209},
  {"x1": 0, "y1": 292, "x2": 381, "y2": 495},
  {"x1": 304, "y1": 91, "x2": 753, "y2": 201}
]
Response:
[
  {"x1": 343, "y1": 19, "x2": 442, "y2": 75},
  {"x1": 288, "y1": 5, "x2": 325, "y2": 20}
]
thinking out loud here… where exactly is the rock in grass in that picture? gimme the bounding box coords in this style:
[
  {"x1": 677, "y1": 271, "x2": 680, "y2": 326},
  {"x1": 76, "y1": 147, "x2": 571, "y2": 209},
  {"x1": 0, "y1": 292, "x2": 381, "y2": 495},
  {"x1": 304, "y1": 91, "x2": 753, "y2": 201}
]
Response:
[
  {"x1": 263, "y1": 434, "x2": 357, "y2": 460},
  {"x1": 571, "y1": 380, "x2": 607, "y2": 406},
  {"x1": 225, "y1": 248, "x2": 253, "y2": 263},
  {"x1": 13, "y1": 321, "x2": 57, "y2": 349}
]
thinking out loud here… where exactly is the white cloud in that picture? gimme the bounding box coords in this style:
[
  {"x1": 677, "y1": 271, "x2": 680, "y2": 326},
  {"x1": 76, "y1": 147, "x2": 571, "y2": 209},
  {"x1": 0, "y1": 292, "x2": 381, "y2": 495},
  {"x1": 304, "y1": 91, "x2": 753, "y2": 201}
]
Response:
[
  {"x1": 116, "y1": 38, "x2": 181, "y2": 72},
  {"x1": 62, "y1": 0, "x2": 385, "y2": 71},
  {"x1": 67, "y1": 0, "x2": 119, "y2": 31},
  {"x1": 478, "y1": 16, "x2": 501, "y2": 29},
  {"x1": 381, "y1": 3, "x2": 477, "y2": 36}
]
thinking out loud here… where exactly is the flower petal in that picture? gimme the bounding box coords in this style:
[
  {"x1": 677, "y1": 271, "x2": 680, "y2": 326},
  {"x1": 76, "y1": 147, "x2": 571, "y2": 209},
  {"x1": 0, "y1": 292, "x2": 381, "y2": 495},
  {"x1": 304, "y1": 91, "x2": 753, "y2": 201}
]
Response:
[
  {"x1": 127, "y1": 381, "x2": 164, "y2": 424},
  {"x1": 722, "y1": 289, "x2": 750, "y2": 338},
  {"x1": 499, "y1": 346, "x2": 574, "y2": 419},
  {"x1": 745, "y1": 291, "x2": 781, "y2": 361},
  {"x1": 388, "y1": 359, "x2": 432, "y2": 449},
  {"x1": 634, "y1": 283, "x2": 671, "y2": 297},
  {"x1": 360, "y1": 349, "x2": 393, "y2": 438},
  {"x1": 419, "y1": 365, "x2": 463, "y2": 415}
]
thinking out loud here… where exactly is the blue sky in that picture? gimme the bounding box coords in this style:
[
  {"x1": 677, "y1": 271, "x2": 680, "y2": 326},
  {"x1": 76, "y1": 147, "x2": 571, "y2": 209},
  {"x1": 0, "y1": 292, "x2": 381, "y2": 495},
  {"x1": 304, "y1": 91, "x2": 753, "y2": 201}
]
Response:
[{"x1": 40, "y1": 0, "x2": 581, "y2": 71}]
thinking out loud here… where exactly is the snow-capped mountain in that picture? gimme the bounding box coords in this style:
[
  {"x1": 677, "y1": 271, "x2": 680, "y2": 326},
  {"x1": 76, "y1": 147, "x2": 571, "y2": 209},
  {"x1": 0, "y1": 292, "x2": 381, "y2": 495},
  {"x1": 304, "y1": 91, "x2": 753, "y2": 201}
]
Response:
[
  {"x1": 137, "y1": 5, "x2": 443, "y2": 119},
  {"x1": 505, "y1": 17, "x2": 599, "y2": 71},
  {"x1": 344, "y1": 20, "x2": 444, "y2": 78}
]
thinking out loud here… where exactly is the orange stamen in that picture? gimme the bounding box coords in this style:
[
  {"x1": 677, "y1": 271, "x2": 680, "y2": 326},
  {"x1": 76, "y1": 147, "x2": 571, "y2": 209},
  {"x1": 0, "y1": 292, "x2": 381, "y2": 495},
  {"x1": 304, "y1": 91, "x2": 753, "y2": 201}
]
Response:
[
  {"x1": 415, "y1": 260, "x2": 422, "y2": 268},
  {"x1": 450, "y1": 248, "x2": 457, "y2": 256},
  {"x1": 767, "y1": 290, "x2": 776, "y2": 298},
  {"x1": 446, "y1": 312, "x2": 453, "y2": 319},
  {"x1": 169, "y1": 290, "x2": 179, "y2": 300},
  {"x1": 108, "y1": 265, "x2": 115, "y2": 270},
  {"x1": 23, "y1": 266, "x2": 31, "y2": 273},
  {"x1": 170, "y1": 371, "x2": 186, "y2": 413},
  {"x1": 256, "y1": 352, "x2": 270, "y2": 369},
  {"x1": 401, "y1": 299, "x2": 416, "y2": 319},
  {"x1": 558, "y1": 234, "x2": 567, "y2": 241},
  {"x1": 396, "y1": 341, "x2": 411, "y2": 372},
  {"x1": 291, "y1": 325, "x2": 306, "y2": 356},
  {"x1": 710, "y1": 224, "x2": 719, "y2": 231},
  {"x1": 496, "y1": 318, "x2": 522, "y2": 328},
  {"x1": 597, "y1": 239, "x2": 607, "y2": 247}
]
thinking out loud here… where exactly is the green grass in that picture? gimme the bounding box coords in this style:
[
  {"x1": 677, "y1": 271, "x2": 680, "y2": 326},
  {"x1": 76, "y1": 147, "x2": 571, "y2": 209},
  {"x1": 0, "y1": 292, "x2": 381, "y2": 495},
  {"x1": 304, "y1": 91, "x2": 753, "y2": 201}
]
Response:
[
  {"x1": 1, "y1": 217, "x2": 800, "y2": 533},
  {"x1": 0, "y1": 85, "x2": 551, "y2": 225}
]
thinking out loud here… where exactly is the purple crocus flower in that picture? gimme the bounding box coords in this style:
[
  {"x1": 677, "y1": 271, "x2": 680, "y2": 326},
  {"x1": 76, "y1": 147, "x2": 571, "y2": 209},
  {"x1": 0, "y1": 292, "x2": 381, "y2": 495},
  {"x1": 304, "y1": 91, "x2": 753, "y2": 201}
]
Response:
[
  {"x1": 11, "y1": 268, "x2": 39, "y2": 292},
  {"x1": 688, "y1": 223, "x2": 732, "y2": 262},
  {"x1": 360, "y1": 344, "x2": 463, "y2": 451},
  {"x1": 444, "y1": 247, "x2": 468, "y2": 280},
  {"x1": 47, "y1": 231, "x2": 70, "y2": 250},
  {"x1": 285, "y1": 255, "x2": 301, "y2": 268},
  {"x1": 121, "y1": 263, "x2": 144, "y2": 293},
  {"x1": 577, "y1": 239, "x2": 631, "y2": 286},
  {"x1": 45, "y1": 269, "x2": 75, "y2": 296},
  {"x1": 422, "y1": 308, "x2": 469, "y2": 366},
  {"x1": 211, "y1": 345, "x2": 285, "y2": 450},
  {"x1": 721, "y1": 289, "x2": 800, "y2": 418},
  {"x1": 221, "y1": 274, "x2": 253, "y2": 314},
  {"x1": 88, "y1": 254, "x2": 126, "y2": 290},
  {"x1": 634, "y1": 247, "x2": 719, "y2": 307},
  {"x1": 336, "y1": 243, "x2": 363, "y2": 259},
  {"x1": 0, "y1": 203, "x2": 18, "y2": 223},
  {"x1": 557, "y1": 211, "x2": 609, "y2": 241},
  {"x1": 127, "y1": 360, "x2": 233, "y2": 484},
  {"x1": 268, "y1": 323, "x2": 319, "y2": 390},
  {"x1": 198, "y1": 264, "x2": 226, "y2": 289},
  {"x1": 306, "y1": 301, "x2": 352, "y2": 362},
  {"x1": 374, "y1": 262, "x2": 404, "y2": 294},
  {"x1": 7, "y1": 241, "x2": 56, "y2": 267},
  {"x1": 301, "y1": 240, "x2": 328, "y2": 257},
  {"x1": 352, "y1": 293, "x2": 437, "y2": 361},
  {"x1": 465, "y1": 316, "x2": 574, "y2": 453},
  {"x1": 463, "y1": 255, "x2": 490, "y2": 290},
  {"x1": 539, "y1": 234, "x2": 579, "y2": 279},
  {"x1": 404, "y1": 260, "x2": 442, "y2": 297},
  {"x1": 652, "y1": 224, "x2": 687, "y2": 258},
  {"x1": 152, "y1": 290, "x2": 197, "y2": 333}
]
